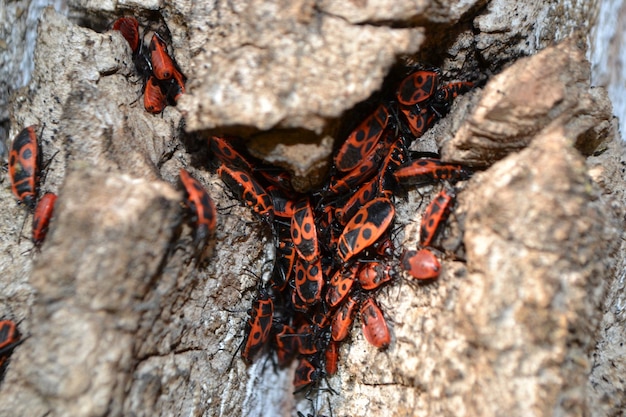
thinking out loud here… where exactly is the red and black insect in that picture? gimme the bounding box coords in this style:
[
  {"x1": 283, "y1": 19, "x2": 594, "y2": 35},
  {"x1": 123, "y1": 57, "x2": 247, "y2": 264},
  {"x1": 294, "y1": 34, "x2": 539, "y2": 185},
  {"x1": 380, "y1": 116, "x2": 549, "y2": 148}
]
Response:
[
  {"x1": 293, "y1": 257, "x2": 324, "y2": 307},
  {"x1": 376, "y1": 137, "x2": 409, "y2": 196},
  {"x1": 9, "y1": 125, "x2": 40, "y2": 209},
  {"x1": 32, "y1": 192, "x2": 57, "y2": 247},
  {"x1": 217, "y1": 163, "x2": 274, "y2": 222},
  {"x1": 274, "y1": 322, "x2": 297, "y2": 367},
  {"x1": 393, "y1": 158, "x2": 471, "y2": 185},
  {"x1": 324, "y1": 340, "x2": 340, "y2": 376},
  {"x1": 337, "y1": 197, "x2": 396, "y2": 263},
  {"x1": 360, "y1": 297, "x2": 390, "y2": 349},
  {"x1": 331, "y1": 295, "x2": 359, "y2": 342},
  {"x1": 326, "y1": 129, "x2": 394, "y2": 196},
  {"x1": 291, "y1": 198, "x2": 319, "y2": 262},
  {"x1": 160, "y1": 69, "x2": 187, "y2": 105},
  {"x1": 209, "y1": 136, "x2": 255, "y2": 172},
  {"x1": 271, "y1": 238, "x2": 297, "y2": 291},
  {"x1": 400, "y1": 248, "x2": 441, "y2": 280},
  {"x1": 293, "y1": 357, "x2": 323, "y2": 392},
  {"x1": 335, "y1": 176, "x2": 379, "y2": 226},
  {"x1": 396, "y1": 70, "x2": 439, "y2": 106},
  {"x1": 255, "y1": 168, "x2": 294, "y2": 194},
  {"x1": 112, "y1": 16, "x2": 140, "y2": 53},
  {"x1": 179, "y1": 169, "x2": 217, "y2": 248},
  {"x1": 430, "y1": 81, "x2": 474, "y2": 115},
  {"x1": 397, "y1": 106, "x2": 436, "y2": 139},
  {"x1": 241, "y1": 287, "x2": 274, "y2": 364},
  {"x1": 149, "y1": 33, "x2": 176, "y2": 80},
  {"x1": 144, "y1": 75, "x2": 167, "y2": 114},
  {"x1": 326, "y1": 264, "x2": 358, "y2": 308},
  {"x1": 295, "y1": 323, "x2": 320, "y2": 356},
  {"x1": 358, "y1": 261, "x2": 396, "y2": 291},
  {"x1": 268, "y1": 186, "x2": 297, "y2": 219},
  {"x1": 0, "y1": 320, "x2": 22, "y2": 371},
  {"x1": 420, "y1": 187, "x2": 455, "y2": 248},
  {"x1": 334, "y1": 103, "x2": 390, "y2": 172}
]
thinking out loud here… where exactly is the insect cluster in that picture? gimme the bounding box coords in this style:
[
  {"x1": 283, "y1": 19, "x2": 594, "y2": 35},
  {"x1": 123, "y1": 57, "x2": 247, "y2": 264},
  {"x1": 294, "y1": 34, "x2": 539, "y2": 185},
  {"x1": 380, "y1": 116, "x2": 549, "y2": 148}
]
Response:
[
  {"x1": 8, "y1": 125, "x2": 58, "y2": 249},
  {"x1": 209, "y1": 68, "x2": 474, "y2": 392},
  {"x1": 112, "y1": 16, "x2": 186, "y2": 114},
  {"x1": 5, "y1": 13, "x2": 473, "y2": 406}
]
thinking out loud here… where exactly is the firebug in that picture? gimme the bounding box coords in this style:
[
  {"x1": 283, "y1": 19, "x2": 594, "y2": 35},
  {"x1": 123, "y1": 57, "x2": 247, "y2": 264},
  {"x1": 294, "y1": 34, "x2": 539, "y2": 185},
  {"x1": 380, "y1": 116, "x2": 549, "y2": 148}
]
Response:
[
  {"x1": 334, "y1": 103, "x2": 390, "y2": 172},
  {"x1": 293, "y1": 357, "x2": 323, "y2": 391},
  {"x1": 396, "y1": 70, "x2": 439, "y2": 106},
  {"x1": 358, "y1": 261, "x2": 395, "y2": 291},
  {"x1": 290, "y1": 198, "x2": 319, "y2": 262},
  {"x1": 112, "y1": 16, "x2": 140, "y2": 53},
  {"x1": 32, "y1": 192, "x2": 57, "y2": 247},
  {"x1": 325, "y1": 340, "x2": 340, "y2": 376},
  {"x1": 336, "y1": 197, "x2": 396, "y2": 263},
  {"x1": 149, "y1": 33, "x2": 176, "y2": 80},
  {"x1": 179, "y1": 169, "x2": 217, "y2": 248},
  {"x1": 144, "y1": 75, "x2": 167, "y2": 114},
  {"x1": 420, "y1": 187, "x2": 455, "y2": 247},
  {"x1": 325, "y1": 264, "x2": 358, "y2": 308},
  {"x1": 0, "y1": 320, "x2": 22, "y2": 370},
  {"x1": 331, "y1": 295, "x2": 358, "y2": 342},
  {"x1": 241, "y1": 287, "x2": 274, "y2": 364},
  {"x1": 393, "y1": 158, "x2": 471, "y2": 185},
  {"x1": 209, "y1": 135, "x2": 254, "y2": 172},
  {"x1": 273, "y1": 322, "x2": 297, "y2": 367},
  {"x1": 293, "y1": 257, "x2": 324, "y2": 307},
  {"x1": 400, "y1": 248, "x2": 441, "y2": 280},
  {"x1": 398, "y1": 105, "x2": 436, "y2": 138},
  {"x1": 271, "y1": 238, "x2": 296, "y2": 291},
  {"x1": 430, "y1": 81, "x2": 474, "y2": 115},
  {"x1": 217, "y1": 163, "x2": 274, "y2": 222},
  {"x1": 9, "y1": 125, "x2": 39, "y2": 209},
  {"x1": 360, "y1": 297, "x2": 390, "y2": 349},
  {"x1": 335, "y1": 176, "x2": 379, "y2": 226}
]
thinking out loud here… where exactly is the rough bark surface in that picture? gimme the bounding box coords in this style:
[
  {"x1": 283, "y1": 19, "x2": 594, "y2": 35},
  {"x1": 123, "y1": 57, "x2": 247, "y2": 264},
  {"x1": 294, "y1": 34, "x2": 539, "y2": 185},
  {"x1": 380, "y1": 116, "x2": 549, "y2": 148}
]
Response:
[{"x1": 0, "y1": 1, "x2": 624, "y2": 417}]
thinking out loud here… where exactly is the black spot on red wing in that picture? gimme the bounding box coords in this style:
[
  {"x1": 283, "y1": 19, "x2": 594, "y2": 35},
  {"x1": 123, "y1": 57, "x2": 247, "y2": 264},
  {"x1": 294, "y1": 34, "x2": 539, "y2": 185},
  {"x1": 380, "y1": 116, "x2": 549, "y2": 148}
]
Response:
[
  {"x1": 430, "y1": 201, "x2": 442, "y2": 216},
  {"x1": 364, "y1": 200, "x2": 394, "y2": 226},
  {"x1": 361, "y1": 227, "x2": 372, "y2": 241},
  {"x1": 296, "y1": 267, "x2": 305, "y2": 281},
  {"x1": 299, "y1": 278, "x2": 320, "y2": 301},
  {"x1": 337, "y1": 144, "x2": 364, "y2": 171},
  {"x1": 341, "y1": 228, "x2": 361, "y2": 253},
  {"x1": 303, "y1": 222, "x2": 312, "y2": 233}
]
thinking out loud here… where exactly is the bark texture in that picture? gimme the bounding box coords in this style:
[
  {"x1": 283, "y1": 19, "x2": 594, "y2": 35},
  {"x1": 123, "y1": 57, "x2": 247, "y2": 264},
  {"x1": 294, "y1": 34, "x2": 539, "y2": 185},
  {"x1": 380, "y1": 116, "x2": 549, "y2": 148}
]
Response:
[{"x1": 0, "y1": 1, "x2": 624, "y2": 417}]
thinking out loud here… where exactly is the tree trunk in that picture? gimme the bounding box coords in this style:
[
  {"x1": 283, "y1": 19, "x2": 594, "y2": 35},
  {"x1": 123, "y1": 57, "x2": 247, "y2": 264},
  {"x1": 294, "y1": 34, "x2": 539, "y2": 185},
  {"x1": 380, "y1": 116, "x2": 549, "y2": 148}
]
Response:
[{"x1": 0, "y1": 1, "x2": 624, "y2": 416}]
